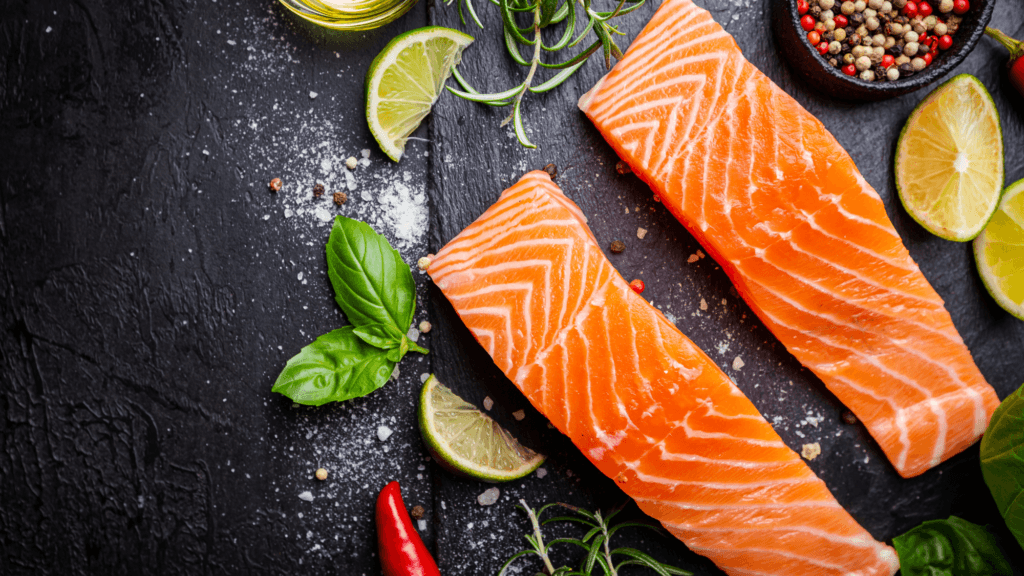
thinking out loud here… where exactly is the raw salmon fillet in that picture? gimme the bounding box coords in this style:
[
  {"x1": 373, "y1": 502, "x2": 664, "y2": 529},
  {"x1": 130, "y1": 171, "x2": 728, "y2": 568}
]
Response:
[
  {"x1": 578, "y1": 0, "x2": 999, "y2": 478},
  {"x1": 429, "y1": 171, "x2": 899, "y2": 576}
]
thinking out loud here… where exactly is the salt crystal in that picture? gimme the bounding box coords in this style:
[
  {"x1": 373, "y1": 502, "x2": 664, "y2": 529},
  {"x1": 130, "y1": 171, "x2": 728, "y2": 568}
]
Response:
[
  {"x1": 377, "y1": 425, "x2": 393, "y2": 441},
  {"x1": 45, "y1": 26, "x2": 52, "y2": 33},
  {"x1": 512, "y1": 410, "x2": 525, "y2": 421},
  {"x1": 483, "y1": 397, "x2": 493, "y2": 410},
  {"x1": 358, "y1": 158, "x2": 371, "y2": 168},
  {"x1": 390, "y1": 366, "x2": 400, "y2": 380},
  {"x1": 298, "y1": 491, "x2": 314, "y2": 502},
  {"x1": 262, "y1": 214, "x2": 270, "y2": 221},
  {"x1": 407, "y1": 328, "x2": 420, "y2": 342},
  {"x1": 314, "y1": 206, "x2": 332, "y2": 223},
  {"x1": 636, "y1": 227, "x2": 648, "y2": 239},
  {"x1": 536, "y1": 467, "x2": 548, "y2": 479},
  {"x1": 732, "y1": 356, "x2": 745, "y2": 370},
  {"x1": 477, "y1": 487, "x2": 500, "y2": 506},
  {"x1": 344, "y1": 170, "x2": 356, "y2": 191},
  {"x1": 418, "y1": 519, "x2": 428, "y2": 531},
  {"x1": 420, "y1": 373, "x2": 430, "y2": 383},
  {"x1": 801, "y1": 443, "x2": 821, "y2": 461},
  {"x1": 361, "y1": 149, "x2": 371, "y2": 158},
  {"x1": 227, "y1": 39, "x2": 237, "y2": 45},
  {"x1": 309, "y1": 91, "x2": 318, "y2": 99},
  {"x1": 202, "y1": 149, "x2": 210, "y2": 156},
  {"x1": 284, "y1": 209, "x2": 294, "y2": 218},
  {"x1": 297, "y1": 272, "x2": 304, "y2": 280}
]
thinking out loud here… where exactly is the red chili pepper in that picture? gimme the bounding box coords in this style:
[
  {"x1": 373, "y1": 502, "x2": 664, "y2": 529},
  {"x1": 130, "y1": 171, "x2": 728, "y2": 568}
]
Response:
[
  {"x1": 376, "y1": 482, "x2": 440, "y2": 576},
  {"x1": 986, "y1": 27, "x2": 1024, "y2": 97},
  {"x1": 629, "y1": 279, "x2": 645, "y2": 294}
]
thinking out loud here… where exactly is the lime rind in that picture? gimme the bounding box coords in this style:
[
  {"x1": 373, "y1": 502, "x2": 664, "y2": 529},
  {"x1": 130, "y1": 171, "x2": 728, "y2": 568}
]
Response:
[
  {"x1": 418, "y1": 375, "x2": 544, "y2": 483},
  {"x1": 366, "y1": 27, "x2": 473, "y2": 162},
  {"x1": 895, "y1": 74, "x2": 1004, "y2": 242},
  {"x1": 975, "y1": 178, "x2": 1024, "y2": 321}
]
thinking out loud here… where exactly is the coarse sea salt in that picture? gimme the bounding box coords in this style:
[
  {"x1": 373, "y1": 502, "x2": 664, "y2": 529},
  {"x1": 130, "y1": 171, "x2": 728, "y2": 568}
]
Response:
[
  {"x1": 377, "y1": 425, "x2": 393, "y2": 442},
  {"x1": 298, "y1": 491, "x2": 314, "y2": 502}
]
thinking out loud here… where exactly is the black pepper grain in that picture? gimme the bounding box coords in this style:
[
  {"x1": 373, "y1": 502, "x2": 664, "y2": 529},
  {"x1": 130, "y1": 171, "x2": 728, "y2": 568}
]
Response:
[
  {"x1": 313, "y1": 183, "x2": 325, "y2": 198},
  {"x1": 850, "y1": 12, "x2": 865, "y2": 25},
  {"x1": 410, "y1": 505, "x2": 425, "y2": 519},
  {"x1": 810, "y1": 5, "x2": 822, "y2": 17},
  {"x1": 543, "y1": 163, "x2": 558, "y2": 179},
  {"x1": 610, "y1": 240, "x2": 626, "y2": 254},
  {"x1": 842, "y1": 411, "x2": 858, "y2": 425},
  {"x1": 333, "y1": 191, "x2": 347, "y2": 205},
  {"x1": 899, "y1": 62, "x2": 915, "y2": 76}
]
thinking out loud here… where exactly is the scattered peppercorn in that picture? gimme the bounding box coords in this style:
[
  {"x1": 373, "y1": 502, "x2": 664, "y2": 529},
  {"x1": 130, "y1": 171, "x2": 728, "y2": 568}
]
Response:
[
  {"x1": 315, "y1": 468, "x2": 328, "y2": 481},
  {"x1": 333, "y1": 191, "x2": 347, "y2": 205},
  {"x1": 410, "y1": 505, "x2": 425, "y2": 520},
  {"x1": 842, "y1": 411, "x2": 859, "y2": 424},
  {"x1": 543, "y1": 163, "x2": 558, "y2": 179},
  {"x1": 345, "y1": 156, "x2": 358, "y2": 170},
  {"x1": 610, "y1": 240, "x2": 626, "y2": 253},
  {"x1": 418, "y1": 321, "x2": 432, "y2": 334},
  {"x1": 615, "y1": 160, "x2": 631, "y2": 175},
  {"x1": 269, "y1": 177, "x2": 282, "y2": 193},
  {"x1": 417, "y1": 256, "x2": 432, "y2": 270},
  {"x1": 313, "y1": 183, "x2": 325, "y2": 198},
  {"x1": 629, "y1": 279, "x2": 645, "y2": 294},
  {"x1": 798, "y1": 0, "x2": 971, "y2": 82}
]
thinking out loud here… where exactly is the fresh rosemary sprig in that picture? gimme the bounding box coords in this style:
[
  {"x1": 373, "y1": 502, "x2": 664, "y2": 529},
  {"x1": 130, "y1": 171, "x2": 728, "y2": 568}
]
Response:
[
  {"x1": 498, "y1": 499, "x2": 693, "y2": 576},
  {"x1": 445, "y1": 0, "x2": 644, "y2": 148}
]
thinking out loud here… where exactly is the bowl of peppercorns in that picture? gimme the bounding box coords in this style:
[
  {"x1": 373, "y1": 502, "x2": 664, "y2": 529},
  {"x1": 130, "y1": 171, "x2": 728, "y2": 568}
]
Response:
[{"x1": 773, "y1": 0, "x2": 995, "y2": 101}]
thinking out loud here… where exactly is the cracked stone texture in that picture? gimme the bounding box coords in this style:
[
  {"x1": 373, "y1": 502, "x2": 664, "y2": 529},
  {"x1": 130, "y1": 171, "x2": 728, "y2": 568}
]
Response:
[{"x1": 2, "y1": 0, "x2": 1023, "y2": 574}]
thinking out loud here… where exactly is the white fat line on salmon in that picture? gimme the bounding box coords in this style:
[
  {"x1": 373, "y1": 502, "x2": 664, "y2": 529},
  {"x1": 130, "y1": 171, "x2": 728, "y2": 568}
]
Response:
[
  {"x1": 743, "y1": 259, "x2": 973, "y2": 392},
  {"x1": 634, "y1": 495, "x2": 841, "y2": 511},
  {"x1": 665, "y1": 521, "x2": 885, "y2": 550},
  {"x1": 631, "y1": 472, "x2": 818, "y2": 490},
  {"x1": 430, "y1": 219, "x2": 577, "y2": 277},
  {"x1": 681, "y1": 413, "x2": 788, "y2": 448},
  {"x1": 681, "y1": 542, "x2": 855, "y2": 573},
  {"x1": 459, "y1": 306, "x2": 513, "y2": 371},
  {"x1": 633, "y1": 443, "x2": 805, "y2": 470},
  {"x1": 449, "y1": 279, "x2": 540, "y2": 364}
]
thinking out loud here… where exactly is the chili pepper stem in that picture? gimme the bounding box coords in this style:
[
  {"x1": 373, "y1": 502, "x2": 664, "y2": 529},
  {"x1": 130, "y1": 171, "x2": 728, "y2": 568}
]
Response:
[
  {"x1": 985, "y1": 27, "x2": 1024, "y2": 61},
  {"x1": 521, "y1": 499, "x2": 558, "y2": 575}
]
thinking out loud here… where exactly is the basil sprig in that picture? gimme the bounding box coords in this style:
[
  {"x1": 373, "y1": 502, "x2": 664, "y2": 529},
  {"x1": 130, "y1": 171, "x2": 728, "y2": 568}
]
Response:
[
  {"x1": 893, "y1": 516, "x2": 1013, "y2": 576},
  {"x1": 272, "y1": 216, "x2": 427, "y2": 405},
  {"x1": 981, "y1": 383, "x2": 1024, "y2": 551}
]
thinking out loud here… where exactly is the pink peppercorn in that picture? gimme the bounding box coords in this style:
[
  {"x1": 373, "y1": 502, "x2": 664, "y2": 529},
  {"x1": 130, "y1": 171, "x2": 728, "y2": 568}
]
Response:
[
  {"x1": 903, "y1": 1, "x2": 918, "y2": 17},
  {"x1": 952, "y1": 0, "x2": 969, "y2": 14},
  {"x1": 801, "y1": 14, "x2": 816, "y2": 31},
  {"x1": 938, "y1": 34, "x2": 953, "y2": 50},
  {"x1": 918, "y1": 1, "x2": 933, "y2": 17},
  {"x1": 797, "y1": 0, "x2": 809, "y2": 14}
]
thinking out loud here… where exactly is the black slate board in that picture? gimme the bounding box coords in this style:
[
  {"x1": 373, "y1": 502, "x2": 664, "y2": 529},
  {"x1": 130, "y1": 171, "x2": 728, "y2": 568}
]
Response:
[{"x1": 2, "y1": 0, "x2": 1023, "y2": 574}]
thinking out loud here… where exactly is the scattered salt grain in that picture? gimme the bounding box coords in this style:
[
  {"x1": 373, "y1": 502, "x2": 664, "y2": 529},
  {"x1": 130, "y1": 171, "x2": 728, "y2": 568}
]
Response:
[
  {"x1": 377, "y1": 425, "x2": 393, "y2": 442},
  {"x1": 512, "y1": 410, "x2": 525, "y2": 421},
  {"x1": 801, "y1": 443, "x2": 821, "y2": 461},
  {"x1": 407, "y1": 328, "x2": 420, "y2": 342},
  {"x1": 298, "y1": 491, "x2": 314, "y2": 502},
  {"x1": 636, "y1": 227, "x2": 648, "y2": 239},
  {"x1": 536, "y1": 467, "x2": 548, "y2": 479},
  {"x1": 418, "y1": 519, "x2": 428, "y2": 531},
  {"x1": 420, "y1": 373, "x2": 430, "y2": 383},
  {"x1": 227, "y1": 39, "x2": 237, "y2": 45},
  {"x1": 45, "y1": 26, "x2": 52, "y2": 33},
  {"x1": 297, "y1": 272, "x2": 304, "y2": 281},
  {"x1": 361, "y1": 149, "x2": 371, "y2": 159},
  {"x1": 477, "y1": 487, "x2": 500, "y2": 506},
  {"x1": 699, "y1": 298, "x2": 708, "y2": 311},
  {"x1": 732, "y1": 356, "x2": 745, "y2": 370},
  {"x1": 309, "y1": 91, "x2": 318, "y2": 99},
  {"x1": 263, "y1": 214, "x2": 270, "y2": 221},
  {"x1": 483, "y1": 397, "x2": 494, "y2": 410},
  {"x1": 390, "y1": 365, "x2": 400, "y2": 381}
]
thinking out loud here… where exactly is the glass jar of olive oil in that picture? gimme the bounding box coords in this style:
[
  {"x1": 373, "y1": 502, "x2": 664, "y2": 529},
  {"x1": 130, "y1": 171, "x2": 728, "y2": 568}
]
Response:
[{"x1": 279, "y1": 0, "x2": 418, "y2": 31}]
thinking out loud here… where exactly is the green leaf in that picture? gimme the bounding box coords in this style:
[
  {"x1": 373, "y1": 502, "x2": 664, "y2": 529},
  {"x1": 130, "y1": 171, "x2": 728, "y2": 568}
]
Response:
[
  {"x1": 981, "y1": 383, "x2": 1024, "y2": 551},
  {"x1": 352, "y1": 323, "x2": 406, "y2": 350},
  {"x1": 272, "y1": 327, "x2": 395, "y2": 406},
  {"x1": 892, "y1": 516, "x2": 1013, "y2": 576},
  {"x1": 538, "y1": 0, "x2": 559, "y2": 27},
  {"x1": 325, "y1": 216, "x2": 416, "y2": 332},
  {"x1": 512, "y1": 100, "x2": 537, "y2": 149}
]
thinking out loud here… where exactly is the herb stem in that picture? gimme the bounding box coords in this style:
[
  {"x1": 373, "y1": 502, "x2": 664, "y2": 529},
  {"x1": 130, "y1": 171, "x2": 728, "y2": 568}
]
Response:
[
  {"x1": 501, "y1": 7, "x2": 544, "y2": 127},
  {"x1": 522, "y1": 499, "x2": 558, "y2": 574},
  {"x1": 596, "y1": 511, "x2": 618, "y2": 576}
]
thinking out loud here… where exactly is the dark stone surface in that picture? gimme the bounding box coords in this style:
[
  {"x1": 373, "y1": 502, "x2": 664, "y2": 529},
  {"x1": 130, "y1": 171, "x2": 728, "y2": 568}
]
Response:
[{"x1": 2, "y1": 0, "x2": 1022, "y2": 574}]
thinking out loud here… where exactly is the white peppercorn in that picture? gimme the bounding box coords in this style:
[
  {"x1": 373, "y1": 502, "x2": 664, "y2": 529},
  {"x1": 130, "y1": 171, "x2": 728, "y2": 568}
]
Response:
[
  {"x1": 933, "y1": 22, "x2": 947, "y2": 36},
  {"x1": 871, "y1": 46, "x2": 885, "y2": 61},
  {"x1": 866, "y1": 16, "x2": 880, "y2": 31},
  {"x1": 841, "y1": 1, "x2": 856, "y2": 14},
  {"x1": 829, "y1": 40, "x2": 843, "y2": 54},
  {"x1": 911, "y1": 56, "x2": 926, "y2": 71},
  {"x1": 854, "y1": 0, "x2": 866, "y2": 11},
  {"x1": 855, "y1": 55, "x2": 872, "y2": 71},
  {"x1": 904, "y1": 41, "x2": 919, "y2": 56},
  {"x1": 821, "y1": 9, "x2": 835, "y2": 20},
  {"x1": 913, "y1": 21, "x2": 927, "y2": 35},
  {"x1": 881, "y1": 1, "x2": 893, "y2": 12},
  {"x1": 924, "y1": 15, "x2": 937, "y2": 30},
  {"x1": 895, "y1": 54, "x2": 911, "y2": 65},
  {"x1": 872, "y1": 33, "x2": 886, "y2": 45},
  {"x1": 835, "y1": 28, "x2": 847, "y2": 41},
  {"x1": 864, "y1": 8, "x2": 877, "y2": 18},
  {"x1": 904, "y1": 30, "x2": 919, "y2": 43},
  {"x1": 868, "y1": 0, "x2": 884, "y2": 9},
  {"x1": 890, "y1": 22, "x2": 904, "y2": 36},
  {"x1": 887, "y1": 67, "x2": 901, "y2": 80},
  {"x1": 938, "y1": 0, "x2": 953, "y2": 12},
  {"x1": 859, "y1": 69, "x2": 876, "y2": 81},
  {"x1": 884, "y1": 35, "x2": 896, "y2": 49},
  {"x1": 819, "y1": 0, "x2": 836, "y2": 9},
  {"x1": 852, "y1": 45, "x2": 869, "y2": 57},
  {"x1": 856, "y1": 24, "x2": 869, "y2": 37},
  {"x1": 893, "y1": 0, "x2": 907, "y2": 7},
  {"x1": 825, "y1": 18, "x2": 837, "y2": 31},
  {"x1": 843, "y1": 52, "x2": 856, "y2": 64}
]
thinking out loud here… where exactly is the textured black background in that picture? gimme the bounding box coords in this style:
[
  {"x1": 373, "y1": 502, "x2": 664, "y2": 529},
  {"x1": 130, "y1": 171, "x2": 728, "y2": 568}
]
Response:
[{"x1": 2, "y1": 0, "x2": 1023, "y2": 574}]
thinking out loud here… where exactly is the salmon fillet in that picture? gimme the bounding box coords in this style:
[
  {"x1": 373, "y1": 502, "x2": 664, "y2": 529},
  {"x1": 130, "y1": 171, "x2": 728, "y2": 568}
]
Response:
[
  {"x1": 578, "y1": 0, "x2": 999, "y2": 478},
  {"x1": 429, "y1": 171, "x2": 899, "y2": 576}
]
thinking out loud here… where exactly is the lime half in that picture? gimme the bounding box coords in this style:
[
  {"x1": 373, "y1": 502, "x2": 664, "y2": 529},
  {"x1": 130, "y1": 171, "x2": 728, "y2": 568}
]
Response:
[
  {"x1": 975, "y1": 178, "x2": 1024, "y2": 320},
  {"x1": 418, "y1": 375, "x2": 544, "y2": 482},
  {"x1": 895, "y1": 74, "x2": 1004, "y2": 241},
  {"x1": 366, "y1": 27, "x2": 473, "y2": 161}
]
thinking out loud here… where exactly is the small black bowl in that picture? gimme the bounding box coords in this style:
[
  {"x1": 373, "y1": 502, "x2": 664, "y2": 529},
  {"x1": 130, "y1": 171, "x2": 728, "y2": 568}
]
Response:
[{"x1": 773, "y1": 0, "x2": 995, "y2": 101}]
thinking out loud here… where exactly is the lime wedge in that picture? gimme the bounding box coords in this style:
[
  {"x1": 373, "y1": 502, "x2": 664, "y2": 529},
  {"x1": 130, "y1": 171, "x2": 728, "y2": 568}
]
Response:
[
  {"x1": 975, "y1": 178, "x2": 1024, "y2": 320},
  {"x1": 365, "y1": 26, "x2": 473, "y2": 162},
  {"x1": 895, "y1": 74, "x2": 1004, "y2": 241},
  {"x1": 418, "y1": 375, "x2": 544, "y2": 482}
]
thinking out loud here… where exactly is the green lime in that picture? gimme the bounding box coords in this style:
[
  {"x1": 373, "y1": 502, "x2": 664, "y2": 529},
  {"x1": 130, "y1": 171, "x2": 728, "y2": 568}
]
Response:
[
  {"x1": 365, "y1": 26, "x2": 473, "y2": 162},
  {"x1": 975, "y1": 178, "x2": 1024, "y2": 320},
  {"x1": 895, "y1": 74, "x2": 1004, "y2": 241},
  {"x1": 418, "y1": 375, "x2": 544, "y2": 482}
]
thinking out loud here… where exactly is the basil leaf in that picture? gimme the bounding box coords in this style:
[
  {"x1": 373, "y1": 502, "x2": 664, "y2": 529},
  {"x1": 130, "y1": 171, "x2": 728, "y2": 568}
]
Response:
[
  {"x1": 981, "y1": 383, "x2": 1024, "y2": 551},
  {"x1": 272, "y1": 326, "x2": 395, "y2": 406},
  {"x1": 326, "y1": 216, "x2": 416, "y2": 332},
  {"x1": 353, "y1": 323, "x2": 406, "y2": 350},
  {"x1": 893, "y1": 516, "x2": 1013, "y2": 576}
]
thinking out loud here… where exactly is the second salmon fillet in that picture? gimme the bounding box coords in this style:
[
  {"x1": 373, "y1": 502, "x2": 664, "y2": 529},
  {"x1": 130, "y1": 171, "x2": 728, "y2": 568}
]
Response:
[
  {"x1": 579, "y1": 0, "x2": 999, "y2": 478},
  {"x1": 429, "y1": 171, "x2": 898, "y2": 576}
]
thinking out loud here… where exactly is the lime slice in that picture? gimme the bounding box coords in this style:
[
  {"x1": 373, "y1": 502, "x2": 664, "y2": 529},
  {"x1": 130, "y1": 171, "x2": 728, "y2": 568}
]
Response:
[
  {"x1": 975, "y1": 178, "x2": 1024, "y2": 320},
  {"x1": 365, "y1": 26, "x2": 473, "y2": 162},
  {"x1": 418, "y1": 375, "x2": 544, "y2": 482},
  {"x1": 895, "y1": 74, "x2": 1004, "y2": 241}
]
